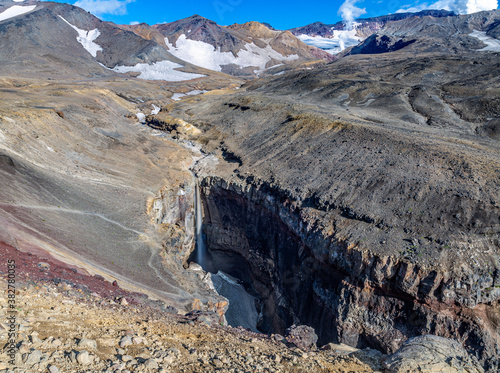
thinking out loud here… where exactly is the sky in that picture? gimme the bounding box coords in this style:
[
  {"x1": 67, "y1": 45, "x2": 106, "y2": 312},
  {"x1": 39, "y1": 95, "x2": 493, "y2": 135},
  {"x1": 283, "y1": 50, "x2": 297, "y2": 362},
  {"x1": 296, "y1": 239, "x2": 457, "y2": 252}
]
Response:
[{"x1": 48, "y1": 0, "x2": 499, "y2": 29}]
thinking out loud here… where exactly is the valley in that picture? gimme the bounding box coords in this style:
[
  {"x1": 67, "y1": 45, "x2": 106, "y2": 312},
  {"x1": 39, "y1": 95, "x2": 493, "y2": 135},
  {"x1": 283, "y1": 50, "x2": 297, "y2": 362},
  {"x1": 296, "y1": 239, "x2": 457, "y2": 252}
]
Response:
[{"x1": 0, "y1": 1, "x2": 499, "y2": 371}]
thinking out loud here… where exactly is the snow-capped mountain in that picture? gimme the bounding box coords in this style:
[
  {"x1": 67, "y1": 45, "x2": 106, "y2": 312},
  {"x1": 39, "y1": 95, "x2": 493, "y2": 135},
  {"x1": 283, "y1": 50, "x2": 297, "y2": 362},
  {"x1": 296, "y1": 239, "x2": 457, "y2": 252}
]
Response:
[
  {"x1": 149, "y1": 15, "x2": 333, "y2": 77},
  {"x1": 347, "y1": 9, "x2": 500, "y2": 55},
  {"x1": 2, "y1": 0, "x2": 495, "y2": 84},
  {"x1": 289, "y1": 9, "x2": 456, "y2": 54},
  {"x1": 0, "y1": 0, "x2": 221, "y2": 82}
]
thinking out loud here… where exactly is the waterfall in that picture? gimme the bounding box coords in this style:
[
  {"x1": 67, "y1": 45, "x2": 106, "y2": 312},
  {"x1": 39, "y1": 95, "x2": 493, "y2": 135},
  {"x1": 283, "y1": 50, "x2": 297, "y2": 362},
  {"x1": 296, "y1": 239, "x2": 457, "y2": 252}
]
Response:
[{"x1": 195, "y1": 182, "x2": 206, "y2": 267}]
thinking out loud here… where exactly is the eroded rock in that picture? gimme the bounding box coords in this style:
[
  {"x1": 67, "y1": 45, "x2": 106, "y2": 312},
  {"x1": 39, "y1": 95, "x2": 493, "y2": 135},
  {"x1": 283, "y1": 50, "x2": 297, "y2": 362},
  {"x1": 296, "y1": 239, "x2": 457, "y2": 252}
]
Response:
[{"x1": 384, "y1": 335, "x2": 484, "y2": 373}]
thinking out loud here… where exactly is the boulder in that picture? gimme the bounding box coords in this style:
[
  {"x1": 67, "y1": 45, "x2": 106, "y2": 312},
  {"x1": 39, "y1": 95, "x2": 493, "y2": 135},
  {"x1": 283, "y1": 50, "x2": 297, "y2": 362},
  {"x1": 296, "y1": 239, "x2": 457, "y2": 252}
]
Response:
[
  {"x1": 77, "y1": 337, "x2": 97, "y2": 350},
  {"x1": 76, "y1": 350, "x2": 92, "y2": 365},
  {"x1": 384, "y1": 335, "x2": 484, "y2": 373},
  {"x1": 285, "y1": 324, "x2": 318, "y2": 351}
]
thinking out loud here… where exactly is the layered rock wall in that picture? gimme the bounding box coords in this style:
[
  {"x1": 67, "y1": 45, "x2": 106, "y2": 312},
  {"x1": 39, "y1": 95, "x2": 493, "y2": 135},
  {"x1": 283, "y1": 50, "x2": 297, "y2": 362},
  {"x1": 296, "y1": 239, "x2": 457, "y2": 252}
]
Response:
[{"x1": 197, "y1": 175, "x2": 500, "y2": 371}]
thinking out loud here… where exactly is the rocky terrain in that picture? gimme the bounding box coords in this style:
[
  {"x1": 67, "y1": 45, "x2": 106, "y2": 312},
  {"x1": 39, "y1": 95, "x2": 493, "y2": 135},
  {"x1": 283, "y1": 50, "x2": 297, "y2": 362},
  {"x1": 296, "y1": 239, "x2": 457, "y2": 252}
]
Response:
[
  {"x1": 0, "y1": 269, "x2": 380, "y2": 372},
  {"x1": 0, "y1": 1, "x2": 499, "y2": 372},
  {"x1": 0, "y1": 268, "x2": 485, "y2": 373}
]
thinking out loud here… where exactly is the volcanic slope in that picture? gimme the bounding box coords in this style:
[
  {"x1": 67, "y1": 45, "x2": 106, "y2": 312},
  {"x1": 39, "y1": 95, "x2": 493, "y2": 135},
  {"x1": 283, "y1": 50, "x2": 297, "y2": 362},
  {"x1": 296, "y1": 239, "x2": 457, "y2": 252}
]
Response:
[
  {"x1": 0, "y1": 73, "x2": 242, "y2": 315},
  {"x1": 0, "y1": 0, "x2": 239, "y2": 87},
  {"x1": 288, "y1": 10, "x2": 455, "y2": 53},
  {"x1": 164, "y1": 12, "x2": 500, "y2": 371},
  {"x1": 289, "y1": 9, "x2": 456, "y2": 38},
  {"x1": 347, "y1": 9, "x2": 500, "y2": 55},
  {"x1": 141, "y1": 15, "x2": 333, "y2": 77}
]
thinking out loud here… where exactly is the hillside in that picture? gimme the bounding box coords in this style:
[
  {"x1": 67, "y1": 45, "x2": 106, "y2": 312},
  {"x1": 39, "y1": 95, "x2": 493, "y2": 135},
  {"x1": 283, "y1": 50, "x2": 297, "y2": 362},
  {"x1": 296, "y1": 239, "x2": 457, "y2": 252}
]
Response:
[{"x1": 0, "y1": 1, "x2": 498, "y2": 372}]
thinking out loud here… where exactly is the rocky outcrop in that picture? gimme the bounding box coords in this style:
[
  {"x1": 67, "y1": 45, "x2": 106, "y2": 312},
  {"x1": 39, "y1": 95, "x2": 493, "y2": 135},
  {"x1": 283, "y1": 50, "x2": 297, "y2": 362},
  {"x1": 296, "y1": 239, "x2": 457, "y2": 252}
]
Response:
[
  {"x1": 349, "y1": 34, "x2": 416, "y2": 54},
  {"x1": 384, "y1": 335, "x2": 484, "y2": 373},
  {"x1": 147, "y1": 182, "x2": 195, "y2": 266},
  {"x1": 285, "y1": 325, "x2": 318, "y2": 351}
]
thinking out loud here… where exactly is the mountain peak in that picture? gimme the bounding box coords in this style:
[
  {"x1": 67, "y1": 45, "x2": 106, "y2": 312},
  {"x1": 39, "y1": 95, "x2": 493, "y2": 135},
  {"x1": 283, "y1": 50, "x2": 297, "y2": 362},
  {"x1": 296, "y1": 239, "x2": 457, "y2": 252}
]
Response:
[{"x1": 227, "y1": 21, "x2": 276, "y2": 38}]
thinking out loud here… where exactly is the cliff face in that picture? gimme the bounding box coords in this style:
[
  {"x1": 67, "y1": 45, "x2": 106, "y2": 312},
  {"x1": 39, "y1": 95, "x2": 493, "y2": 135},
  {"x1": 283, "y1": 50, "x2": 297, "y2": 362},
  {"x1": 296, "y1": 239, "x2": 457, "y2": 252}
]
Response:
[{"x1": 189, "y1": 173, "x2": 499, "y2": 371}]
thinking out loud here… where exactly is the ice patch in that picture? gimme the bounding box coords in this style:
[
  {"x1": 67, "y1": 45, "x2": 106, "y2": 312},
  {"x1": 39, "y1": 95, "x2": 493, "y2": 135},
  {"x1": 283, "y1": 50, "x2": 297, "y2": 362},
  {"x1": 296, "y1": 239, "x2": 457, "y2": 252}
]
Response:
[
  {"x1": 211, "y1": 271, "x2": 259, "y2": 332},
  {"x1": 112, "y1": 60, "x2": 205, "y2": 81},
  {"x1": 298, "y1": 28, "x2": 361, "y2": 54},
  {"x1": 171, "y1": 93, "x2": 186, "y2": 101},
  {"x1": 185, "y1": 89, "x2": 208, "y2": 96},
  {"x1": 0, "y1": 5, "x2": 36, "y2": 22},
  {"x1": 136, "y1": 112, "x2": 145, "y2": 123},
  {"x1": 165, "y1": 34, "x2": 298, "y2": 74},
  {"x1": 58, "y1": 15, "x2": 102, "y2": 57},
  {"x1": 470, "y1": 30, "x2": 500, "y2": 52},
  {"x1": 171, "y1": 89, "x2": 208, "y2": 101},
  {"x1": 151, "y1": 104, "x2": 160, "y2": 115}
]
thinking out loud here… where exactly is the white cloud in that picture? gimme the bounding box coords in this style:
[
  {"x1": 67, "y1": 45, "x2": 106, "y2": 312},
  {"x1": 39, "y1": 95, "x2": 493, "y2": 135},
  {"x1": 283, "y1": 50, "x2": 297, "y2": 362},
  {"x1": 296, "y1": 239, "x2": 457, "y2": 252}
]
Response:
[
  {"x1": 397, "y1": 0, "x2": 498, "y2": 14},
  {"x1": 73, "y1": 0, "x2": 134, "y2": 16},
  {"x1": 129, "y1": 21, "x2": 139, "y2": 25},
  {"x1": 338, "y1": 0, "x2": 367, "y2": 29}
]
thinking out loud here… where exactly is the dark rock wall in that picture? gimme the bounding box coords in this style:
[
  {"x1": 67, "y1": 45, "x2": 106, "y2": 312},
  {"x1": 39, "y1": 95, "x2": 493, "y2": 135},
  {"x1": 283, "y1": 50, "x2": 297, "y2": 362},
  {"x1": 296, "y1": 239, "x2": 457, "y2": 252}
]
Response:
[{"x1": 198, "y1": 176, "x2": 500, "y2": 372}]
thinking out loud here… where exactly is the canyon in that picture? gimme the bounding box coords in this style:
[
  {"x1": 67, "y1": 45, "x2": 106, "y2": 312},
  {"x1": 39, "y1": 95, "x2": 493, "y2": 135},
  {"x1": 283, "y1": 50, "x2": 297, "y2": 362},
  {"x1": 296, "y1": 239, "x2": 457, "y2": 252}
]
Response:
[{"x1": 0, "y1": 1, "x2": 499, "y2": 371}]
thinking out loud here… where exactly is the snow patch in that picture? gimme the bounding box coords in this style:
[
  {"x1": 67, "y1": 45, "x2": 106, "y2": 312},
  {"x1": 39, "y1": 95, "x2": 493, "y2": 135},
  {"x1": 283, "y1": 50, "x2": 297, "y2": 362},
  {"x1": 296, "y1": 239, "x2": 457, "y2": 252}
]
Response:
[
  {"x1": 165, "y1": 34, "x2": 298, "y2": 74},
  {"x1": 13, "y1": 0, "x2": 26, "y2": 2},
  {"x1": 136, "y1": 112, "x2": 146, "y2": 123},
  {"x1": 151, "y1": 104, "x2": 161, "y2": 115},
  {"x1": 58, "y1": 15, "x2": 102, "y2": 57},
  {"x1": 171, "y1": 89, "x2": 208, "y2": 101},
  {"x1": 470, "y1": 30, "x2": 500, "y2": 52},
  {"x1": 112, "y1": 60, "x2": 205, "y2": 81},
  {"x1": 171, "y1": 93, "x2": 186, "y2": 101},
  {"x1": 186, "y1": 89, "x2": 208, "y2": 96},
  {"x1": 0, "y1": 5, "x2": 36, "y2": 22},
  {"x1": 298, "y1": 27, "x2": 361, "y2": 54}
]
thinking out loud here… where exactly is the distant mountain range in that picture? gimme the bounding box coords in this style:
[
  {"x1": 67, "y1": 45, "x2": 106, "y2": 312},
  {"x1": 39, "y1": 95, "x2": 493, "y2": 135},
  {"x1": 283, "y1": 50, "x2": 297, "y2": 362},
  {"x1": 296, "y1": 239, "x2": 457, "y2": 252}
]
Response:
[
  {"x1": 124, "y1": 15, "x2": 333, "y2": 77},
  {"x1": 0, "y1": 1, "x2": 332, "y2": 80},
  {"x1": 288, "y1": 10, "x2": 456, "y2": 38},
  {"x1": 288, "y1": 10, "x2": 457, "y2": 54},
  {"x1": 0, "y1": 0, "x2": 498, "y2": 81}
]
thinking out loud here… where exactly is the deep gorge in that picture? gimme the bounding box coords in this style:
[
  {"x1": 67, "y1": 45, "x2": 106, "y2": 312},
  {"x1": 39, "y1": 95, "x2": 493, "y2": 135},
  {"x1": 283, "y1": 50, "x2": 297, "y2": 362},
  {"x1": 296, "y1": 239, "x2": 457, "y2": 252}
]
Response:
[{"x1": 190, "y1": 175, "x2": 500, "y2": 371}]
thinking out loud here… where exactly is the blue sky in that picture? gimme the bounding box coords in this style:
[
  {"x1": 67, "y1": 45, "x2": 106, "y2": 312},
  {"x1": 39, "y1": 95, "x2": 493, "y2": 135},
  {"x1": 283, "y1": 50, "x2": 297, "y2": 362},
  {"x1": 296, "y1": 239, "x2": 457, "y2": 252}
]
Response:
[{"x1": 52, "y1": 0, "x2": 498, "y2": 29}]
